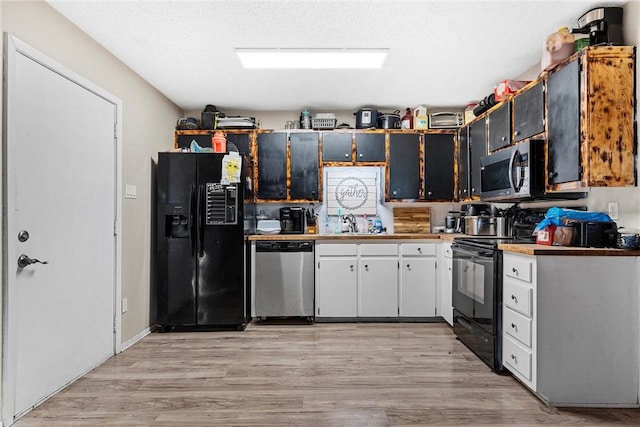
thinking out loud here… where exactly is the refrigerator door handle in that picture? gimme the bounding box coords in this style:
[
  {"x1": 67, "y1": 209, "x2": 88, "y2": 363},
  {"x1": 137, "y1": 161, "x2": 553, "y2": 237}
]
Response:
[
  {"x1": 197, "y1": 184, "x2": 205, "y2": 258},
  {"x1": 189, "y1": 184, "x2": 196, "y2": 256}
]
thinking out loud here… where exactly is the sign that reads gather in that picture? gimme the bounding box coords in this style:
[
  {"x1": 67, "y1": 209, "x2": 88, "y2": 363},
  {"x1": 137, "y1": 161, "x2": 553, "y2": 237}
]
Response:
[
  {"x1": 335, "y1": 177, "x2": 368, "y2": 210},
  {"x1": 326, "y1": 169, "x2": 378, "y2": 216}
]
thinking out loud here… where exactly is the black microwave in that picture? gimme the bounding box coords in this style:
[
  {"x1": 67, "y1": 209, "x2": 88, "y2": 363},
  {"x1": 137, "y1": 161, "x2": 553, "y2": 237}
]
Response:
[{"x1": 480, "y1": 139, "x2": 545, "y2": 201}]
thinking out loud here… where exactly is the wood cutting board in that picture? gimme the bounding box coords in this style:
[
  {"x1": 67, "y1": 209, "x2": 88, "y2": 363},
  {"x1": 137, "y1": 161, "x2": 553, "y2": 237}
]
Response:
[{"x1": 393, "y1": 207, "x2": 431, "y2": 233}]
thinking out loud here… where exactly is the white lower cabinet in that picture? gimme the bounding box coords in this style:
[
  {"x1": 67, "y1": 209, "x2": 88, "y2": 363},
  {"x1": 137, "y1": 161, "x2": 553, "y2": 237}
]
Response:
[
  {"x1": 502, "y1": 251, "x2": 640, "y2": 407},
  {"x1": 316, "y1": 240, "x2": 438, "y2": 320},
  {"x1": 358, "y1": 257, "x2": 398, "y2": 317},
  {"x1": 316, "y1": 258, "x2": 357, "y2": 317},
  {"x1": 439, "y1": 241, "x2": 453, "y2": 326},
  {"x1": 399, "y1": 243, "x2": 437, "y2": 317}
]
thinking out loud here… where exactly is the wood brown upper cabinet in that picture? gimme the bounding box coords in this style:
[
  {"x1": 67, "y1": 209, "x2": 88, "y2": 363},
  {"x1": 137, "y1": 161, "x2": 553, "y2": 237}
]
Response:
[{"x1": 546, "y1": 46, "x2": 636, "y2": 191}]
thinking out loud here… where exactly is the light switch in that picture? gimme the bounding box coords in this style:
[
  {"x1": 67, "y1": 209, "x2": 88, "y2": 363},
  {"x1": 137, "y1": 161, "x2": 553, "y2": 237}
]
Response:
[{"x1": 125, "y1": 184, "x2": 137, "y2": 199}]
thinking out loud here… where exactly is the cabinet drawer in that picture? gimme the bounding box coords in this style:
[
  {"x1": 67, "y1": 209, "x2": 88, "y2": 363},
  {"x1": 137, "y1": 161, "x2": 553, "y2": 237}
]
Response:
[
  {"x1": 504, "y1": 307, "x2": 532, "y2": 347},
  {"x1": 360, "y1": 243, "x2": 398, "y2": 256},
  {"x1": 503, "y1": 336, "x2": 533, "y2": 382},
  {"x1": 504, "y1": 256, "x2": 532, "y2": 283},
  {"x1": 317, "y1": 243, "x2": 357, "y2": 256},
  {"x1": 504, "y1": 278, "x2": 532, "y2": 317},
  {"x1": 400, "y1": 243, "x2": 436, "y2": 257},
  {"x1": 442, "y1": 242, "x2": 453, "y2": 259}
]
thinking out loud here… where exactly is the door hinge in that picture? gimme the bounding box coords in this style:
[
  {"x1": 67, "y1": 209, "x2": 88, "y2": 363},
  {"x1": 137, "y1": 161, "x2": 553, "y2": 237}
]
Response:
[
  {"x1": 397, "y1": 261, "x2": 400, "y2": 269},
  {"x1": 578, "y1": 165, "x2": 584, "y2": 178},
  {"x1": 398, "y1": 307, "x2": 400, "y2": 315},
  {"x1": 113, "y1": 220, "x2": 118, "y2": 236},
  {"x1": 317, "y1": 307, "x2": 320, "y2": 315},
  {"x1": 114, "y1": 124, "x2": 118, "y2": 139},
  {"x1": 317, "y1": 261, "x2": 320, "y2": 269}
]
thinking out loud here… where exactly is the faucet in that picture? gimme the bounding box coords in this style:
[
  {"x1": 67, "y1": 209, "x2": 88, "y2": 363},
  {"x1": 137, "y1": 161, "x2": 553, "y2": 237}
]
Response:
[{"x1": 343, "y1": 213, "x2": 358, "y2": 233}]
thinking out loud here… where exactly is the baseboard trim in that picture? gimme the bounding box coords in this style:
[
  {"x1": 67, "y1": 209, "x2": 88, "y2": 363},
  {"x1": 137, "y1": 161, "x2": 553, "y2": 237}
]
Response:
[{"x1": 119, "y1": 327, "x2": 151, "y2": 353}]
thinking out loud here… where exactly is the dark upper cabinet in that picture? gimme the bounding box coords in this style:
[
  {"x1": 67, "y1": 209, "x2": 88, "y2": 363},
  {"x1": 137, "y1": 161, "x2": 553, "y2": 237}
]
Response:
[
  {"x1": 355, "y1": 132, "x2": 386, "y2": 162},
  {"x1": 487, "y1": 102, "x2": 511, "y2": 152},
  {"x1": 388, "y1": 133, "x2": 421, "y2": 200},
  {"x1": 257, "y1": 132, "x2": 287, "y2": 199},
  {"x1": 547, "y1": 58, "x2": 581, "y2": 186},
  {"x1": 513, "y1": 80, "x2": 545, "y2": 143},
  {"x1": 322, "y1": 132, "x2": 352, "y2": 162},
  {"x1": 424, "y1": 133, "x2": 455, "y2": 201},
  {"x1": 289, "y1": 132, "x2": 319, "y2": 200},
  {"x1": 468, "y1": 117, "x2": 487, "y2": 197},
  {"x1": 226, "y1": 132, "x2": 252, "y2": 156},
  {"x1": 457, "y1": 126, "x2": 470, "y2": 200}
]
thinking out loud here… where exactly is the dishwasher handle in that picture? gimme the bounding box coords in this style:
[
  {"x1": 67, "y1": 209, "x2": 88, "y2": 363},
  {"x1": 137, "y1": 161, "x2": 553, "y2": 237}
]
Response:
[{"x1": 255, "y1": 241, "x2": 314, "y2": 252}]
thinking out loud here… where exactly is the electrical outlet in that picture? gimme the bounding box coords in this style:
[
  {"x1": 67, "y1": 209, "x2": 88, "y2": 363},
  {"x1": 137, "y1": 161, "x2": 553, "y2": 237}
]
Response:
[
  {"x1": 125, "y1": 184, "x2": 137, "y2": 199},
  {"x1": 122, "y1": 298, "x2": 128, "y2": 314},
  {"x1": 608, "y1": 202, "x2": 619, "y2": 220}
]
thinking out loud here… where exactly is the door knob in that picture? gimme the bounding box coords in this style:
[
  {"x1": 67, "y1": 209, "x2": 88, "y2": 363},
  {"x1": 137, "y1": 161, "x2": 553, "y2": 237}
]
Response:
[{"x1": 17, "y1": 254, "x2": 48, "y2": 268}]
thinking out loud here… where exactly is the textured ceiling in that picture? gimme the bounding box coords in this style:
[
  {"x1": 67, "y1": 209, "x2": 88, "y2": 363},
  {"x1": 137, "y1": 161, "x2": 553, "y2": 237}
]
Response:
[{"x1": 47, "y1": 0, "x2": 626, "y2": 112}]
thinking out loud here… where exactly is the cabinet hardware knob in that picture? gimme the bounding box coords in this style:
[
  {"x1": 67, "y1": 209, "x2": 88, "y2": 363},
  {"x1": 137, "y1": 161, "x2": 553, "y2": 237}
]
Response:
[
  {"x1": 427, "y1": 191, "x2": 432, "y2": 195},
  {"x1": 514, "y1": 130, "x2": 520, "y2": 136},
  {"x1": 511, "y1": 323, "x2": 517, "y2": 330},
  {"x1": 364, "y1": 264, "x2": 369, "y2": 270},
  {"x1": 511, "y1": 354, "x2": 517, "y2": 362},
  {"x1": 359, "y1": 153, "x2": 363, "y2": 158},
  {"x1": 349, "y1": 265, "x2": 354, "y2": 271},
  {"x1": 549, "y1": 171, "x2": 558, "y2": 178},
  {"x1": 393, "y1": 191, "x2": 397, "y2": 195},
  {"x1": 511, "y1": 295, "x2": 517, "y2": 302},
  {"x1": 501, "y1": 136, "x2": 506, "y2": 141},
  {"x1": 345, "y1": 153, "x2": 349, "y2": 158},
  {"x1": 448, "y1": 267, "x2": 452, "y2": 271},
  {"x1": 417, "y1": 248, "x2": 422, "y2": 253},
  {"x1": 406, "y1": 264, "x2": 411, "y2": 269}
]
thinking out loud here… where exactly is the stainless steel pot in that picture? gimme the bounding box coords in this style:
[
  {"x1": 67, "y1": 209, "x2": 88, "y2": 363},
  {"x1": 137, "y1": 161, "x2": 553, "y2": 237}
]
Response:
[
  {"x1": 465, "y1": 215, "x2": 497, "y2": 236},
  {"x1": 378, "y1": 110, "x2": 401, "y2": 129}
]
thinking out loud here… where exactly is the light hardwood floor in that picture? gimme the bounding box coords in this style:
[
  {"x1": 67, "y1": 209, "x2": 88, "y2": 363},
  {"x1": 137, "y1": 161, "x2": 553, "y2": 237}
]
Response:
[{"x1": 15, "y1": 323, "x2": 640, "y2": 426}]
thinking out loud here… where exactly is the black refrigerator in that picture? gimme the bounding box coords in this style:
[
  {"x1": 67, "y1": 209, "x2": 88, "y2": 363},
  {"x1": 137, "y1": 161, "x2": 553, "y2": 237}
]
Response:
[{"x1": 155, "y1": 152, "x2": 250, "y2": 331}]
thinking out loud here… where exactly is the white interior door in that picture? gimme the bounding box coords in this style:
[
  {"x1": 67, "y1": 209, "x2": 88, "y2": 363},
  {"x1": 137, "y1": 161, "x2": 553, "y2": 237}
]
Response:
[{"x1": 3, "y1": 35, "x2": 120, "y2": 424}]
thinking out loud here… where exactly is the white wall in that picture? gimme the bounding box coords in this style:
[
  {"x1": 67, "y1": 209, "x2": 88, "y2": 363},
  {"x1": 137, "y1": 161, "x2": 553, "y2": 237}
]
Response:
[{"x1": 0, "y1": 1, "x2": 182, "y2": 347}]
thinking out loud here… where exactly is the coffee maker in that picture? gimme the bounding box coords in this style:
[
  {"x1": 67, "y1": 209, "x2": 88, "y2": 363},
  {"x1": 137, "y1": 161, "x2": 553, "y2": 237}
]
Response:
[
  {"x1": 572, "y1": 7, "x2": 624, "y2": 46},
  {"x1": 279, "y1": 207, "x2": 305, "y2": 234}
]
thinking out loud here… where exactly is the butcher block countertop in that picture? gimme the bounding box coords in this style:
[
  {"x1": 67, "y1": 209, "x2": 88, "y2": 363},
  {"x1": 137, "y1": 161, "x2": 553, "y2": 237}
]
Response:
[
  {"x1": 498, "y1": 243, "x2": 640, "y2": 256},
  {"x1": 246, "y1": 234, "x2": 640, "y2": 256},
  {"x1": 247, "y1": 233, "x2": 442, "y2": 241}
]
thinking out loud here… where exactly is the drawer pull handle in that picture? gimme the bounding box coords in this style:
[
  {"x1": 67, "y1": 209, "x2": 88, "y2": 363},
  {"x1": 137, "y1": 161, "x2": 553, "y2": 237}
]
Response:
[
  {"x1": 511, "y1": 354, "x2": 517, "y2": 363},
  {"x1": 511, "y1": 323, "x2": 517, "y2": 331},
  {"x1": 511, "y1": 295, "x2": 518, "y2": 303}
]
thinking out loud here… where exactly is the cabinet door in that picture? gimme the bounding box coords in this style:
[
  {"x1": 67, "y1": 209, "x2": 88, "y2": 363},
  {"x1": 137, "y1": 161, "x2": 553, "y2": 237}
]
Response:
[
  {"x1": 226, "y1": 132, "x2": 252, "y2": 156},
  {"x1": 442, "y1": 258, "x2": 453, "y2": 326},
  {"x1": 289, "y1": 132, "x2": 319, "y2": 200},
  {"x1": 513, "y1": 80, "x2": 545, "y2": 143},
  {"x1": 358, "y1": 258, "x2": 398, "y2": 317},
  {"x1": 547, "y1": 58, "x2": 581, "y2": 185},
  {"x1": 399, "y1": 257, "x2": 436, "y2": 317},
  {"x1": 355, "y1": 132, "x2": 385, "y2": 162},
  {"x1": 469, "y1": 117, "x2": 486, "y2": 197},
  {"x1": 316, "y1": 258, "x2": 357, "y2": 317},
  {"x1": 457, "y1": 126, "x2": 470, "y2": 200},
  {"x1": 322, "y1": 132, "x2": 352, "y2": 162},
  {"x1": 388, "y1": 132, "x2": 421, "y2": 199},
  {"x1": 257, "y1": 132, "x2": 287, "y2": 199},
  {"x1": 488, "y1": 102, "x2": 511, "y2": 152},
  {"x1": 424, "y1": 133, "x2": 454, "y2": 201}
]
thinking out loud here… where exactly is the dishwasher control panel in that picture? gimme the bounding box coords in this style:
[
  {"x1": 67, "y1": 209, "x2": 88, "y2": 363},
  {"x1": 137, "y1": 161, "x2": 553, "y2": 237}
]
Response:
[{"x1": 255, "y1": 241, "x2": 313, "y2": 252}]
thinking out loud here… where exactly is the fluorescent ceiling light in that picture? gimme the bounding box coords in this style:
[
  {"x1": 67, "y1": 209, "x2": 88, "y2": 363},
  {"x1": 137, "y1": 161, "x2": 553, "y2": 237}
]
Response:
[{"x1": 236, "y1": 48, "x2": 388, "y2": 69}]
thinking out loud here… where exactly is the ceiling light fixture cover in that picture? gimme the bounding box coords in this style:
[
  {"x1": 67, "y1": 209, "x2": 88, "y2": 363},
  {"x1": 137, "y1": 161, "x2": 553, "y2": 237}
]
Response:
[{"x1": 236, "y1": 48, "x2": 388, "y2": 69}]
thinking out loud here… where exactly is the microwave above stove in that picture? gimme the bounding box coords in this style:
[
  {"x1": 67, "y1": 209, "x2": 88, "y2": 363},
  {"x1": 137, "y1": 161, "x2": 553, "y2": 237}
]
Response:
[{"x1": 480, "y1": 139, "x2": 545, "y2": 201}]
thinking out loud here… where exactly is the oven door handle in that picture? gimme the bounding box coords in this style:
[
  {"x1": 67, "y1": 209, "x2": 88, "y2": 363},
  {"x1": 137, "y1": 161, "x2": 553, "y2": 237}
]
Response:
[{"x1": 453, "y1": 246, "x2": 494, "y2": 258}]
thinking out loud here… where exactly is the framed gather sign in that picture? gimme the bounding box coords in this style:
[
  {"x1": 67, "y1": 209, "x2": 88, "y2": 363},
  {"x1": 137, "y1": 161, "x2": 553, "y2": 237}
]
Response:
[{"x1": 326, "y1": 168, "x2": 378, "y2": 216}]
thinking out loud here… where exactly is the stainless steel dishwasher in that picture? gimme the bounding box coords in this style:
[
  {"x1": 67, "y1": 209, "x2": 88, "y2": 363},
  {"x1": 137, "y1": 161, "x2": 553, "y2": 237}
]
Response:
[{"x1": 252, "y1": 240, "x2": 314, "y2": 319}]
